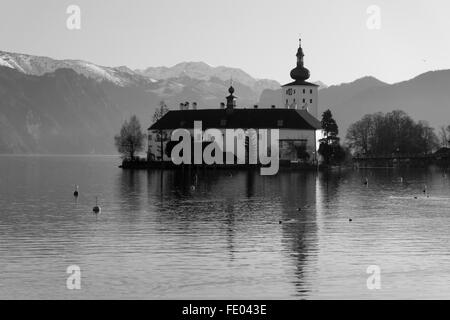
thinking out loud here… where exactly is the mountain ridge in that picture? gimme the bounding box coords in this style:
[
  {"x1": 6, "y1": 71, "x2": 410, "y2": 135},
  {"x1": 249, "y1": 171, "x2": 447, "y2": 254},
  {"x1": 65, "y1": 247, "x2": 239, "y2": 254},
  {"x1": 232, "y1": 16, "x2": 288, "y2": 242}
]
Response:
[{"x1": 1, "y1": 49, "x2": 449, "y2": 154}]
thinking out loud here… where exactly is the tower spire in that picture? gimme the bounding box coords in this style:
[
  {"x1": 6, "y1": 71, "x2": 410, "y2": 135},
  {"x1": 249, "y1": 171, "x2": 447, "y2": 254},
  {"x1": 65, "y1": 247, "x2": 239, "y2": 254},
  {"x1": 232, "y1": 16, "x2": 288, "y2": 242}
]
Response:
[
  {"x1": 226, "y1": 83, "x2": 236, "y2": 109},
  {"x1": 290, "y1": 38, "x2": 310, "y2": 82}
]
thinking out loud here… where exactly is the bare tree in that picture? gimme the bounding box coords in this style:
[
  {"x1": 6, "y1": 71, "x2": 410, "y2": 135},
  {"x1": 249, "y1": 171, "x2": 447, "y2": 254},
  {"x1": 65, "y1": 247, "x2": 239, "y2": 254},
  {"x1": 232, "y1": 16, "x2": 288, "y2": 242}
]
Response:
[
  {"x1": 346, "y1": 110, "x2": 439, "y2": 156},
  {"x1": 151, "y1": 101, "x2": 170, "y2": 161},
  {"x1": 114, "y1": 115, "x2": 146, "y2": 160},
  {"x1": 152, "y1": 100, "x2": 170, "y2": 124}
]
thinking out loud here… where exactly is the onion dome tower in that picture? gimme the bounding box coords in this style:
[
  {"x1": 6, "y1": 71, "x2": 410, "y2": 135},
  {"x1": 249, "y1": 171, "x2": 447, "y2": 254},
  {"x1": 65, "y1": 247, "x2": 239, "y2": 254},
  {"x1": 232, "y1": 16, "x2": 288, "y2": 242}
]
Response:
[
  {"x1": 290, "y1": 38, "x2": 311, "y2": 82},
  {"x1": 281, "y1": 38, "x2": 319, "y2": 118}
]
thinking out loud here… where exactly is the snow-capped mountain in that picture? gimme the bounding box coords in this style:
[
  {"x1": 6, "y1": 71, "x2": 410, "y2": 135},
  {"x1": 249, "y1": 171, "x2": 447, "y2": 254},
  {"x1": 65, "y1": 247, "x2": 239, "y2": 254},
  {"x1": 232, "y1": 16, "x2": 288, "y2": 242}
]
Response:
[
  {"x1": 0, "y1": 51, "x2": 280, "y2": 95},
  {"x1": 0, "y1": 51, "x2": 155, "y2": 86},
  {"x1": 137, "y1": 61, "x2": 281, "y2": 95},
  {"x1": 0, "y1": 50, "x2": 285, "y2": 154}
]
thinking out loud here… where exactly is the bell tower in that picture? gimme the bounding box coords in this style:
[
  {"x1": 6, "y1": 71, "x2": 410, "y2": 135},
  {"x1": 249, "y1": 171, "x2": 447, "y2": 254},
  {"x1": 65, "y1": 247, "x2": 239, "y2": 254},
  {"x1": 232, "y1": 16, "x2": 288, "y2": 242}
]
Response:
[{"x1": 281, "y1": 38, "x2": 319, "y2": 118}]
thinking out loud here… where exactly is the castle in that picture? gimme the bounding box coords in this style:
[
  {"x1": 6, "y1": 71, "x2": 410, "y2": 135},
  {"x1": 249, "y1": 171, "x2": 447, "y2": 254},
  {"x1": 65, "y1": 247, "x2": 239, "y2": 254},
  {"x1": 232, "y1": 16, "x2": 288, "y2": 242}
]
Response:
[{"x1": 148, "y1": 39, "x2": 323, "y2": 165}]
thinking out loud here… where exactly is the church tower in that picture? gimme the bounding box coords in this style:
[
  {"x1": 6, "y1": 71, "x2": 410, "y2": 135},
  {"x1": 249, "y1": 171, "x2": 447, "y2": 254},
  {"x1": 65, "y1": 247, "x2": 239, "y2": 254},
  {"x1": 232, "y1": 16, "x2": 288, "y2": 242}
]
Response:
[{"x1": 282, "y1": 39, "x2": 319, "y2": 118}]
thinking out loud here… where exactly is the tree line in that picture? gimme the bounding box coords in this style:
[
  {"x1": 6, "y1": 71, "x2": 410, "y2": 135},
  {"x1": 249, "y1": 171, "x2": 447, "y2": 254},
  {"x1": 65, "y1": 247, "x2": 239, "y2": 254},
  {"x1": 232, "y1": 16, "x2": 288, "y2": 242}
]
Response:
[{"x1": 345, "y1": 110, "x2": 439, "y2": 156}]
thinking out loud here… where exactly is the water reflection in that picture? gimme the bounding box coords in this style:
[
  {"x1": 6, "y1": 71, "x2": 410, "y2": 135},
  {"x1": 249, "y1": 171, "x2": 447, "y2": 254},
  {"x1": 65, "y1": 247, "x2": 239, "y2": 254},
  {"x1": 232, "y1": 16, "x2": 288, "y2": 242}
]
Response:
[{"x1": 1, "y1": 156, "x2": 450, "y2": 299}]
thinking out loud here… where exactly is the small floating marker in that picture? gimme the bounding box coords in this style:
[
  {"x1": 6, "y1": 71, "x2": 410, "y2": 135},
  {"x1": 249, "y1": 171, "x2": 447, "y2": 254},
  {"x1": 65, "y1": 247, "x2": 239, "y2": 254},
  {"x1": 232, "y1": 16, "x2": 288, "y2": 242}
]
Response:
[
  {"x1": 73, "y1": 185, "x2": 79, "y2": 197},
  {"x1": 364, "y1": 177, "x2": 369, "y2": 186},
  {"x1": 279, "y1": 220, "x2": 282, "y2": 224},
  {"x1": 297, "y1": 208, "x2": 302, "y2": 211},
  {"x1": 93, "y1": 197, "x2": 101, "y2": 214},
  {"x1": 423, "y1": 185, "x2": 427, "y2": 193},
  {"x1": 414, "y1": 196, "x2": 418, "y2": 199},
  {"x1": 349, "y1": 218, "x2": 352, "y2": 222}
]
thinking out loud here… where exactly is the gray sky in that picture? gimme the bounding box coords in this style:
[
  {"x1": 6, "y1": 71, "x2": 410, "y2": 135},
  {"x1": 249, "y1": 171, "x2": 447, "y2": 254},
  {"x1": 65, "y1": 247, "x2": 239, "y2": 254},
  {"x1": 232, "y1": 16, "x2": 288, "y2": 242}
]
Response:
[{"x1": 1, "y1": 0, "x2": 449, "y2": 85}]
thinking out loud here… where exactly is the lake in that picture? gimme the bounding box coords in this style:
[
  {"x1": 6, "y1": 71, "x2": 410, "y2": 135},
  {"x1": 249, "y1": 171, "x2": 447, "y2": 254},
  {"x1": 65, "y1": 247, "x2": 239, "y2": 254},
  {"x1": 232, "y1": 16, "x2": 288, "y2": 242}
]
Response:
[{"x1": 1, "y1": 155, "x2": 450, "y2": 299}]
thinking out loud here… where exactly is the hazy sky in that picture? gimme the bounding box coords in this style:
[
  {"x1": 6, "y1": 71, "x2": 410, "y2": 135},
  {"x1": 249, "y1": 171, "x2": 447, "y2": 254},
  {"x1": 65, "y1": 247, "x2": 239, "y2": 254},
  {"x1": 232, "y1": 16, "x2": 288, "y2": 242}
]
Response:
[{"x1": 1, "y1": 0, "x2": 449, "y2": 85}]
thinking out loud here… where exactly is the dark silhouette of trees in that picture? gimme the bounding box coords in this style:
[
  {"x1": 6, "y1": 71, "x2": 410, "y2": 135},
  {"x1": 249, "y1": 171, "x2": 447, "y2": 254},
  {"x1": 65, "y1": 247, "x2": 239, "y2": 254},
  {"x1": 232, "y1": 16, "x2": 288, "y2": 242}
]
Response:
[
  {"x1": 346, "y1": 110, "x2": 439, "y2": 156},
  {"x1": 114, "y1": 115, "x2": 145, "y2": 160},
  {"x1": 318, "y1": 109, "x2": 345, "y2": 165}
]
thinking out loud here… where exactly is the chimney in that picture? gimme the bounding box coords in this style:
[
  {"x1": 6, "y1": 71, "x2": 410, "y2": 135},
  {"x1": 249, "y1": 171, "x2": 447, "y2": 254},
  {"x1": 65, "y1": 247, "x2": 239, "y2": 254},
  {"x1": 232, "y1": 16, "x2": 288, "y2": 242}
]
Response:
[
  {"x1": 185, "y1": 102, "x2": 190, "y2": 110},
  {"x1": 220, "y1": 102, "x2": 225, "y2": 109},
  {"x1": 179, "y1": 102, "x2": 184, "y2": 110},
  {"x1": 192, "y1": 102, "x2": 197, "y2": 110},
  {"x1": 271, "y1": 105, "x2": 276, "y2": 109},
  {"x1": 253, "y1": 105, "x2": 258, "y2": 109}
]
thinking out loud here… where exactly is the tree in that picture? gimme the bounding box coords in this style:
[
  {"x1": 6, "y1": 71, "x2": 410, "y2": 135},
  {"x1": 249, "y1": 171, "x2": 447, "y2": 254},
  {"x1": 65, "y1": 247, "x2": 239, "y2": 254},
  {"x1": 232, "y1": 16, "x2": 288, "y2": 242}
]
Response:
[
  {"x1": 151, "y1": 101, "x2": 170, "y2": 160},
  {"x1": 114, "y1": 115, "x2": 146, "y2": 160},
  {"x1": 439, "y1": 125, "x2": 450, "y2": 148},
  {"x1": 321, "y1": 109, "x2": 339, "y2": 139},
  {"x1": 345, "y1": 110, "x2": 439, "y2": 156},
  {"x1": 152, "y1": 100, "x2": 170, "y2": 124},
  {"x1": 319, "y1": 109, "x2": 345, "y2": 164}
]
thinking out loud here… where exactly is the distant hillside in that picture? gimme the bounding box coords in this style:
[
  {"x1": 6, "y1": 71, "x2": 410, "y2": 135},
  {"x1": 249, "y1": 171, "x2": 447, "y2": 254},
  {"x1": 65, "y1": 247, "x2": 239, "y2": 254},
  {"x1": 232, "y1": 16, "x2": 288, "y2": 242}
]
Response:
[
  {"x1": 0, "y1": 67, "x2": 123, "y2": 153},
  {"x1": 0, "y1": 51, "x2": 282, "y2": 154}
]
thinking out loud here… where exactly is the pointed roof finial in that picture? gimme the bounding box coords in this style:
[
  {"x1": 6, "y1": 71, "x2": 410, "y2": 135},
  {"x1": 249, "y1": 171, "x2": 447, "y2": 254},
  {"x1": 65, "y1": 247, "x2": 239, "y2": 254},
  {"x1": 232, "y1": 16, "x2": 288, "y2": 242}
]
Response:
[{"x1": 289, "y1": 37, "x2": 310, "y2": 81}]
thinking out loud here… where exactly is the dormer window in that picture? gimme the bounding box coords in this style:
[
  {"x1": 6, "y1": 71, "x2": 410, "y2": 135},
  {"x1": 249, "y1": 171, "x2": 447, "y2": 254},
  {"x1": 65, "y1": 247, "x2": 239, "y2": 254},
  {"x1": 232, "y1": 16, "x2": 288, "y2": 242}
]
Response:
[
  {"x1": 277, "y1": 120, "x2": 284, "y2": 127},
  {"x1": 220, "y1": 119, "x2": 227, "y2": 126},
  {"x1": 180, "y1": 120, "x2": 186, "y2": 127}
]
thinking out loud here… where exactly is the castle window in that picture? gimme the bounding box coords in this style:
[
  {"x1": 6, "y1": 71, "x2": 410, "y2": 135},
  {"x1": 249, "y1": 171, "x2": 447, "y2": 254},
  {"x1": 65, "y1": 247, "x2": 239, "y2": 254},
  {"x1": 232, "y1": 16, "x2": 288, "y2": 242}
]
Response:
[
  {"x1": 303, "y1": 99, "x2": 305, "y2": 103},
  {"x1": 310, "y1": 99, "x2": 313, "y2": 103},
  {"x1": 310, "y1": 89, "x2": 313, "y2": 94},
  {"x1": 303, "y1": 89, "x2": 305, "y2": 94}
]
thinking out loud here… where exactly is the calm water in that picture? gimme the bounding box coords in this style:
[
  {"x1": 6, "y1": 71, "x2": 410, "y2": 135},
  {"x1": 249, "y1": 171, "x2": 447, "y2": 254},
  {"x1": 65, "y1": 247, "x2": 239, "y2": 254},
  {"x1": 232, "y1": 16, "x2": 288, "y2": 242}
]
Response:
[{"x1": 1, "y1": 155, "x2": 450, "y2": 299}]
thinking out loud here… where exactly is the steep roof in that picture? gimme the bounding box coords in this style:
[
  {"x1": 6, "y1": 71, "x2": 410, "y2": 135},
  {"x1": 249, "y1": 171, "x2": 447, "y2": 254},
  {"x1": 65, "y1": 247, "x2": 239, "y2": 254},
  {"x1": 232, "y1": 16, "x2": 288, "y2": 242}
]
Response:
[{"x1": 149, "y1": 108, "x2": 322, "y2": 130}]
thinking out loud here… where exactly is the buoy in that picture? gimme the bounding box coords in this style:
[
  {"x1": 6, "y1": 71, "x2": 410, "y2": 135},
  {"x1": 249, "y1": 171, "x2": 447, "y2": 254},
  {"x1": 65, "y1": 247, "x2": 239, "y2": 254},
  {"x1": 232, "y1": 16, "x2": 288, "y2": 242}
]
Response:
[
  {"x1": 364, "y1": 178, "x2": 368, "y2": 186},
  {"x1": 73, "y1": 185, "x2": 79, "y2": 197},
  {"x1": 414, "y1": 196, "x2": 418, "y2": 199},
  {"x1": 423, "y1": 185, "x2": 427, "y2": 193},
  {"x1": 279, "y1": 220, "x2": 282, "y2": 224},
  {"x1": 93, "y1": 197, "x2": 101, "y2": 214},
  {"x1": 349, "y1": 218, "x2": 352, "y2": 222},
  {"x1": 297, "y1": 208, "x2": 302, "y2": 211}
]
